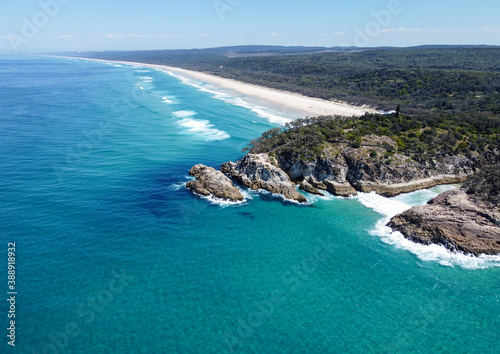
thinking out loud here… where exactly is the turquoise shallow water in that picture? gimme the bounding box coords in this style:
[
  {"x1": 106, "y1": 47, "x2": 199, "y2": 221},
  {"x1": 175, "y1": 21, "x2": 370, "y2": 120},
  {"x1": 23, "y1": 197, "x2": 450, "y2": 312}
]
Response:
[{"x1": 0, "y1": 57, "x2": 499, "y2": 354}]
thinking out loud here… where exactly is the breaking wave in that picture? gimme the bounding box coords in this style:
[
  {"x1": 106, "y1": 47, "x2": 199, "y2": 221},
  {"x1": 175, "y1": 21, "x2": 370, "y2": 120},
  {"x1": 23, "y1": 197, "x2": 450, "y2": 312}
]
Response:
[
  {"x1": 173, "y1": 110, "x2": 230, "y2": 142},
  {"x1": 356, "y1": 189, "x2": 500, "y2": 269}
]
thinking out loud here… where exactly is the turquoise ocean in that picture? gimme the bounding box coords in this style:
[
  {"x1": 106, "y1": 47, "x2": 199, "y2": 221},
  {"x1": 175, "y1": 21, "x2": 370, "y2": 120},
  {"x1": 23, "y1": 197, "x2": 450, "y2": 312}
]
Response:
[{"x1": 1, "y1": 57, "x2": 499, "y2": 353}]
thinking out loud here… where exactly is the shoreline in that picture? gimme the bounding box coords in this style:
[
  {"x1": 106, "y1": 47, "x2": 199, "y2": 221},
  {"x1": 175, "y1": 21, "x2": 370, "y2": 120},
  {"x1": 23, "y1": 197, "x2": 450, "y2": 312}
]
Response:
[{"x1": 54, "y1": 56, "x2": 375, "y2": 118}]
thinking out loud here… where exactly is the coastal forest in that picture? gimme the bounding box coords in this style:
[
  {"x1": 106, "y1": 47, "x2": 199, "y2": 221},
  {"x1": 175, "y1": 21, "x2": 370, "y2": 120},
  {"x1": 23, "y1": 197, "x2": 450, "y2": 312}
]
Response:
[
  {"x1": 78, "y1": 45, "x2": 500, "y2": 174},
  {"x1": 78, "y1": 45, "x2": 500, "y2": 115}
]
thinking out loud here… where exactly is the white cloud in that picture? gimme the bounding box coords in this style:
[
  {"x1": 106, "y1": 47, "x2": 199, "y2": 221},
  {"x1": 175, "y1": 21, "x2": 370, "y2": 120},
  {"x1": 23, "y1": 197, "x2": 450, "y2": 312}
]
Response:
[
  {"x1": 57, "y1": 35, "x2": 80, "y2": 41},
  {"x1": 105, "y1": 34, "x2": 124, "y2": 40},
  {"x1": 317, "y1": 32, "x2": 346, "y2": 37},
  {"x1": 376, "y1": 26, "x2": 500, "y2": 35},
  {"x1": 266, "y1": 32, "x2": 345, "y2": 39}
]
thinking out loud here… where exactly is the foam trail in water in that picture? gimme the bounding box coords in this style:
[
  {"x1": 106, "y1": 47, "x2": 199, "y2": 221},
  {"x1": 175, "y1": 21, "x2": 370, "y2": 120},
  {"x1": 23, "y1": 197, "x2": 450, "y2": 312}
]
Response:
[
  {"x1": 164, "y1": 71, "x2": 295, "y2": 125},
  {"x1": 105, "y1": 62, "x2": 123, "y2": 67},
  {"x1": 173, "y1": 110, "x2": 197, "y2": 118},
  {"x1": 239, "y1": 189, "x2": 254, "y2": 201},
  {"x1": 305, "y1": 190, "x2": 341, "y2": 202},
  {"x1": 190, "y1": 191, "x2": 247, "y2": 207},
  {"x1": 173, "y1": 111, "x2": 230, "y2": 142},
  {"x1": 249, "y1": 188, "x2": 311, "y2": 205},
  {"x1": 167, "y1": 182, "x2": 187, "y2": 191},
  {"x1": 357, "y1": 190, "x2": 500, "y2": 269},
  {"x1": 172, "y1": 177, "x2": 246, "y2": 207}
]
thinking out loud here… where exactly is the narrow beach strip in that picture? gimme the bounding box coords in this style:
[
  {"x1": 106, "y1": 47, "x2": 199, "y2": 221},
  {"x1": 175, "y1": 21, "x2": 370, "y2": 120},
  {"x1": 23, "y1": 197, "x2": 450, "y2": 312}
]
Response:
[{"x1": 55, "y1": 56, "x2": 375, "y2": 118}]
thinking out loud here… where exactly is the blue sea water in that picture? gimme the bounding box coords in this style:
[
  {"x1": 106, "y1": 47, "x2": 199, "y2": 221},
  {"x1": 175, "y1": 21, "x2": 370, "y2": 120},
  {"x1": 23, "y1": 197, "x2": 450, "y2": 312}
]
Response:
[{"x1": 0, "y1": 57, "x2": 499, "y2": 354}]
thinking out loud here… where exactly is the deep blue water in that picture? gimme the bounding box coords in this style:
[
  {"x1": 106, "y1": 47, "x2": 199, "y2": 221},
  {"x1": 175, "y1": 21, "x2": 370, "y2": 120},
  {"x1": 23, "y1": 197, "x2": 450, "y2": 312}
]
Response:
[{"x1": 0, "y1": 57, "x2": 499, "y2": 354}]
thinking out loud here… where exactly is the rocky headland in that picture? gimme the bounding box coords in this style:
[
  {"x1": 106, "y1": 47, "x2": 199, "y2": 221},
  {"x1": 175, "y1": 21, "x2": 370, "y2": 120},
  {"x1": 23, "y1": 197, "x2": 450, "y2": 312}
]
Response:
[
  {"x1": 272, "y1": 135, "x2": 475, "y2": 198},
  {"x1": 186, "y1": 135, "x2": 489, "y2": 204},
  {"x1": 186, "y1": 135, "x2": 496, "y2": 204},
  {"x1": 185, "y1": 114, "x2": 499, "y2": 255},
  {"x1": 213, "y1": 134, "x2": 477, "y2": 201}
]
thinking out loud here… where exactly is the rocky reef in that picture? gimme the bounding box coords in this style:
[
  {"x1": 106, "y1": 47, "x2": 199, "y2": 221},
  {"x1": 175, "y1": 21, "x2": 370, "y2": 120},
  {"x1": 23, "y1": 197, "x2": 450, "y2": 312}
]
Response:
[
  {"x1": 186, "y1": 164, "x2": 244, "y2": 202},
  {"x1": 389, "y1": 188, "x2": 500, "y2": 256},
  {"x1": 221, "y1": 154, "x2": 307, "y2": 203}
]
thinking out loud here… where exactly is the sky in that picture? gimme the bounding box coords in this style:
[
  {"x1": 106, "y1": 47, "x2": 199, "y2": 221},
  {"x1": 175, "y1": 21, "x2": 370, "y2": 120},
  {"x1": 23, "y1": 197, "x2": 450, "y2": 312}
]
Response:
[{"x1": 1, "y1": 0, "x2": 500, "y2": 54}]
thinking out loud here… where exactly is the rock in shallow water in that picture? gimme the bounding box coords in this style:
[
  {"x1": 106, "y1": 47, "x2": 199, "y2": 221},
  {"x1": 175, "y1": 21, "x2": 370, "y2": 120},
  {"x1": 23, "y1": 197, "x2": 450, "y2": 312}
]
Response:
[
  {"x1": 221, "y1": 154, "x2": 307, "y2": 203},
  {"x1": 186, "y1": 164, "x2": 244, "y2": 202},
  {"x1": 388, "y1": 189, "x2": 500, "y2": 256},
  {"x1": 299, "y1": 180, "x2": 324, "y2": 196}
]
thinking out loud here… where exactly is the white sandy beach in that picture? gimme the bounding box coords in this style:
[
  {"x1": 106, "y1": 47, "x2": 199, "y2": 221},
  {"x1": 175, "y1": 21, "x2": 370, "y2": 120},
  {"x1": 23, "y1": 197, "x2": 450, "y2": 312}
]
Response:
[{"x1": 59, "y1": 56, "x2": 375, "y2": 118}]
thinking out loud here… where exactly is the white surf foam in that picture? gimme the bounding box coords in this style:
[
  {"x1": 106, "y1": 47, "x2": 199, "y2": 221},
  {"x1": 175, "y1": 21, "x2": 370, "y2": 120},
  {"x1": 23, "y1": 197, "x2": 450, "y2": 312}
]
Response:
[
  {"x1": 180, "y1": 177, "x2": 246, "y2": 207},
  {"x1": 173, "y1": 110, "x2": 197, "y2": 118},
  {"x1": 357, "y1": 190, "x2": 500, "y2": 269},
  {"x1": 105, "y1": 62, "x2": 123, "y2": 67},
  {"x1": 191, "y1": 191, "x2": 247, "y2": 207},
  {"x1": 305, "y1": 190, "x2": 340, "y2": 202},
  {"x1": 167, "y1": 182, "x2": 187, "y2": 191},
  {"x1": 239, "y1": 188, "x2": 254, "y2": 201},
  {"x1": 173, "y1": 111, "x2": 230, "y2": 142},
  {"x1": 357, "y1": 192, "x2": 412, "y2": 217},
  {"x1": 164, "y1": 71, "x2": 295, "y2": 125},
  {"x1": 106, "y1": 63, "x2": 122, "y2": 67},
  {"x1": 177, "y1": 118, "x2": 231, "y2": 142},
  {"x1": 162, "y1": 97, "x2": 173, "y2": 104},
  {"x1": 250, "y1": 188, "x2": 311, "y2": 205},
  {"x1": 227, "y1": 97, "x2": 293, "y2": 125}
]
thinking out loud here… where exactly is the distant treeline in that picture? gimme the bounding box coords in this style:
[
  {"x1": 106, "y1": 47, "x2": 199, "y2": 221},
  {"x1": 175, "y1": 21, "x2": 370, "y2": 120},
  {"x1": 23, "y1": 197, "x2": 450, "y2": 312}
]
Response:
[
  {"x1": 76, "y1": 46, "x2": 500, "y2": 114},
  {"x1": 75, "y1": 46, "x2": 500, "y2": 165}
]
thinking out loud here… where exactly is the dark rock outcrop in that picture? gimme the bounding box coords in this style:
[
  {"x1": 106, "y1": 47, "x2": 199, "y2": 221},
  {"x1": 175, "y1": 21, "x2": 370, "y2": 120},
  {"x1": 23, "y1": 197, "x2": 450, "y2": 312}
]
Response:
[
  {"x1": 221, "y1": 154, "x2": 307, "y2": 203},
  {"x1": 389, "y1": 189, "x2": 500, "y2": 256},
  {"x1": 186, "y1": 164, "x2": 244, "y2": 202},
  {"x1": 299, "y1": 180, "x2": 323, "y2": 196}
]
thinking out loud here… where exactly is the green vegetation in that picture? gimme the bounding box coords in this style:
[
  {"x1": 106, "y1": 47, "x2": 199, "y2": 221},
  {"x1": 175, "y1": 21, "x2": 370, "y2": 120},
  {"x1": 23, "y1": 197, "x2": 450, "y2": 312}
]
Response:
[
  {"x1": 200, "y1": 48, "x2": 500, "y2": 115},
  {"x1": 77, "y1": 46, "x2": 500, "y2": 114},
  {"x1": 79, "y1": 46, "x2": 500, "y2": 169},
  {"x1": 465, "y1": 165, "x2": 500, "y2": 209},
  {"x1": 246, "y1": 113, "x2": 499, "y2": 165}
]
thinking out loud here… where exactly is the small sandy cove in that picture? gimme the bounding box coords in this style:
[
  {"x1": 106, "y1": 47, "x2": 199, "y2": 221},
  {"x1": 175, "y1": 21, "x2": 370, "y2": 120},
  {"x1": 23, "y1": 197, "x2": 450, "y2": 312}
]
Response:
[{"x1": 61, "y1": 57, "x2": 374, "y2": 117}]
